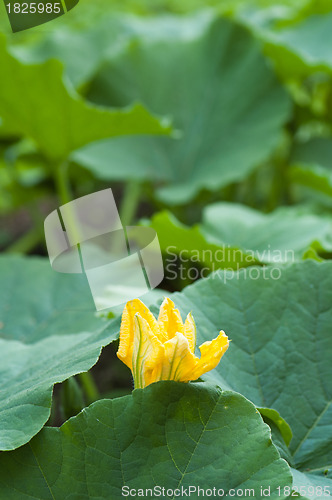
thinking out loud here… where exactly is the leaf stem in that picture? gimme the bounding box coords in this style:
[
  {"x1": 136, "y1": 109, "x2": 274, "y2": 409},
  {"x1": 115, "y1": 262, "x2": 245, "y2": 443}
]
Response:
[
  {"x1": 54, "y1": 163, "x2": 100, "y2": 404},
  {"x1": 119, "y1": 180, "x2": 142, "y2": 227},
  {"x1": 54, "y1": 161, "x2": 72, "y2": 205},
  {"x1": 78, "y1": 372, "x2": 100, "y2": 404}
]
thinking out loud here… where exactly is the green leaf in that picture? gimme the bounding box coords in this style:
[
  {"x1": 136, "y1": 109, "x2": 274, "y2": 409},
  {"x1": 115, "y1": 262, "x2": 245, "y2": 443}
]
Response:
[
  {"x1": 9, "y1": 28, "x2": 105, "y2": 89},
  {"x1": 0, "y1": 36, "x2": 171, "y2": 163},
  {"x1": 73, "y1": 11, "x2": 291, "y2": 204},
  {"x1": 0, "y1": 382, "x2": 292, "y2": 498},
  {"x1": 201, "y1": 203, "x2": 332, "y2": 261},
  {"x1": 289, "y1": 164, "x2": 332, "y2": 200},
  {"x1": 147, "y1": 205, "x2": 332, "y2": 268},
  {"x1": 302, "y1": 243, "x2": 325, "y2": 262},
  {"x1": 258, "y1": 407, "x2": 293, "y2": 447},
  {"x1": 249, "y1": 12, "x2": 332, "y2": 80},
  {"x1": 146, "y1": 210, "x2": 257, "y2": 271},
  {"x1": 260, "y1": 412, "x2": 294, "y2": 467},
  {"x1": 8, "y1": 16, "x2": 132, "y2": 88},
  {"x1": 271, "y1": 12, "x2": 332, "y2": 72},
  {"x1": 289, "y1": 138, "x2": 332, "y2": 200},
  {"x1": 0, "y1": 255, "x2": 119, "y2": 451},
  {"x1": 164, "y1": 260, "x2": 332, "y2": 492},
  {"x1": 292, "y1": 138, "x2": 332, "y2": 169},
  {"x1": 291, "y1": 468, "x2": 332, "y2": 500}
]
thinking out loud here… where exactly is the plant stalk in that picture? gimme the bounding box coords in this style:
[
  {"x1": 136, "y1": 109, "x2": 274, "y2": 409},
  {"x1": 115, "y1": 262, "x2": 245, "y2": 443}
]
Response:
[
  {"x1": 78, "y1": 372, "x2": 100, "y2": 404},
  {"x1": 119, "y1": 180, "x2": 142, "y2": 227}
]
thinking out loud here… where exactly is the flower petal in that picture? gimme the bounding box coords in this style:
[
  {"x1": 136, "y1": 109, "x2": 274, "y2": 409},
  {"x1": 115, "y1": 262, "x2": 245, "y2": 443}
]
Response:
[
  {"x1": 183, "y1": 312, "x2": 196, "y2": 353},
  {"x1": 162, "y1": 331, "x2": 197, "y2": 381},
  {"x1": 191, "y1": 331, "x2": 229, "y2": 381},
  {"x1": 158, "y1": 297, "x2": 184, "y2": 341},
  {"x1": 117, "y1": 299, "x2": 160, "y2": 369},
  {"x1": 132, "y1": 314, "x2": 164, "y2": 389},
  {"x1": 117, "y1": 298, "x2": 229, "y2": 389}
]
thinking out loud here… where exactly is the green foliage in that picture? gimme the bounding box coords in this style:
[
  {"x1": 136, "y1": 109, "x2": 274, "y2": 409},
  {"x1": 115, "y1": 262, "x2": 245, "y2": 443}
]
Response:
[
  {"x1": 289, "y1": 164, "x2": 332, "y2": 202},
  {"x1": 289, "y1": 138, "x2": 332, "y2": 202},
  {"x1": 263, "y1": 12, "x2": 332, "y2": 78},
  {"x1": 0, "y1": 383, "x2": 292, "y2": 499},
  {"x1": 258, "y1": 407, "x2": 293, "y2": 447},
  {"x1": 168, "y1": 260, "x2": 332, "y2": 495},
  {"x1": 146, "y1": 210, "x2": 256, "y2": 271},
  {"x1": 0, "y1": 36, "x2": 171, "y2": 163},
  {"x1": 73, "y1": 12, "x2": 291, "y2": 204},
  {"x1": 148, "y1": 205, "x2": 332, "y2": 267},
  {"x1": 1, "y1": 3, "x2": 332, "y2": 498},
  {"x1": 0, "y1": 256, "x2": 119, "y2": 450},
  {"x1": 200, "y1": 203, "x2": 332, "y2": 261}
]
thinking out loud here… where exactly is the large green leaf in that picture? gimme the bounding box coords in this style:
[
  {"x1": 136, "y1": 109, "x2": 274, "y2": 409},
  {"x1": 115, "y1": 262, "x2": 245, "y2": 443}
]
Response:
[
  {"x1": 289, "y1": 138, "x2": 332, "y2": 201},
  {"x1": 289, "y1": 164, "x2": 332, "y2": 203},
  {"x1": 146, "y1": 210, "x2": 257, "y2": 271},
  {"x1": 292, "y1": 137, "x2": 332, "y2": 169},
  {"x1": 241, "y1": 10, "x2": 332, "y2": 80},
  {"x1": 8, "y1": 15, "x2": 135, "y2": 88},
  {"x1": 162, "y1": 260, "x2": 332, "y2": 496},
  {"x1": 147, "y1": 205, "x2": 332, "y2": 267},
  {"x1": 200, "y1": 203, "x2": 332, "y2": 261},
  {"x1": 72, "y1": 11, "x2": 291, "y2": 204},
  {"x1": 0, "y1": 382, "x2": 292, "y2": 499},
  {"x1": 264, "y1": 12, "x2": 332, "y2": 75},
  {"x1": 8, "y1": 27, "x2": 104, "y2": 89},
  {"x1": 291, "y1": 468, "x2": 332, "y2": 500},
  {"x1": 0, "y1": 255, "x2": 119, "y2": 451},
  {"x1": 0, "y1": 36, "x2": 171, "y2": 163}
]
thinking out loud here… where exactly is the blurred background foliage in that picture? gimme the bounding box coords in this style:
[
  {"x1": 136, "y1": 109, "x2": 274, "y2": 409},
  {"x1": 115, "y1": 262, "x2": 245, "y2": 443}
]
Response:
[
  {"x1": 1, "y1": 0, "x2": 332, "y2": 426},
  {"x1": 1, "y1": 0, "x2": 332, "y2": 268}
]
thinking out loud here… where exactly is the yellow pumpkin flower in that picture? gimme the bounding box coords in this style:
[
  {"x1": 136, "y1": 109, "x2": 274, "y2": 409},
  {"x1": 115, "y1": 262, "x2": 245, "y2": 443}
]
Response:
[{"x1": 117, "y1": 297, "x2": 229, "y2": 389}]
